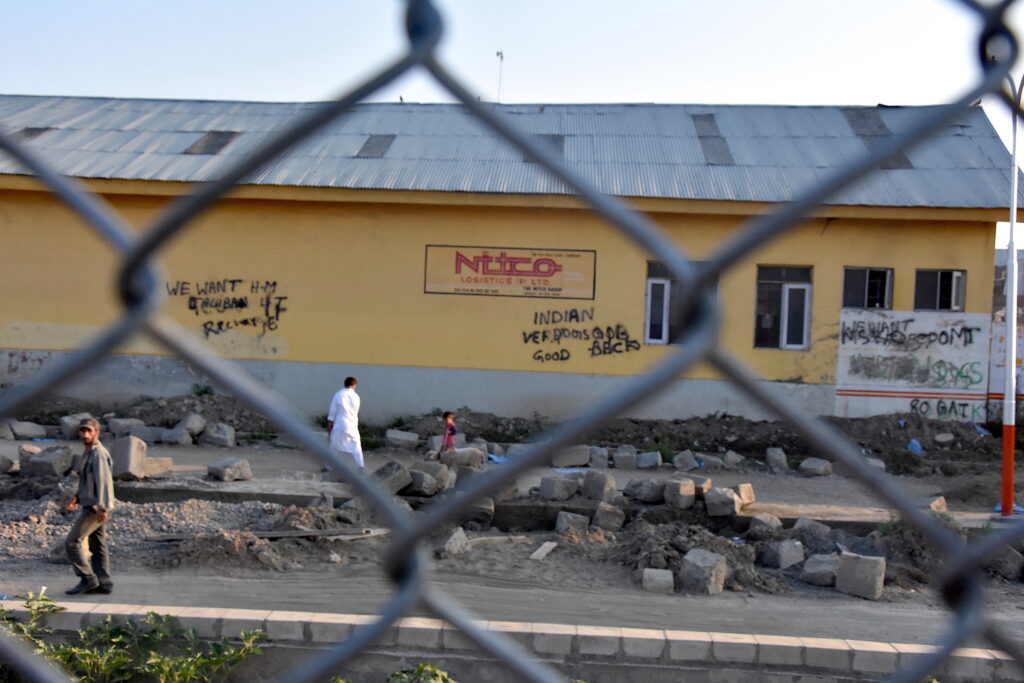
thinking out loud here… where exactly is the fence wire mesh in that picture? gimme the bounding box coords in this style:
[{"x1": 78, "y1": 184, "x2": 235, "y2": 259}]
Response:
[{"x1": 2, "y1": 0, "x2": 1024, "y2": 681}]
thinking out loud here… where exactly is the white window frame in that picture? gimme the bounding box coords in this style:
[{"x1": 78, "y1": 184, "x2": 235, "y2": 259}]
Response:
[
  {"x1": 950, "y1": 270, "x2": 965, "y2": 311},
  {"x1": 644, "y1": 277, "x2": 671, "y2": 344},
  {"x1": 780, "y1": 283, "x2": 811, "y2": 350}
]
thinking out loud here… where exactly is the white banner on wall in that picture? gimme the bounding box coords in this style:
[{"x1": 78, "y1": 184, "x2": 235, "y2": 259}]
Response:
[
  {"x1": 835, "y1": 309, "x2": 990, "y2": 422},
  {"x1": 988, "y1": 323, "x2": 1024, "y2": 413}
]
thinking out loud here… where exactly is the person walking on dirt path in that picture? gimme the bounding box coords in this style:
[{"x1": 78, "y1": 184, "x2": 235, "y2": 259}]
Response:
[
  {"x1": 327, "y1": 376, "x2": 364, "y2": 469},
  {"x1": 64, "y1": 417, "x2": 115, "y2": 595}
]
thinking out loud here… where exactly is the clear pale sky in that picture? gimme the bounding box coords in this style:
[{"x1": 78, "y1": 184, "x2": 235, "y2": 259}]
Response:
[{"x1": 4, "y1": 0, "x2": 1024, "y2": 240}]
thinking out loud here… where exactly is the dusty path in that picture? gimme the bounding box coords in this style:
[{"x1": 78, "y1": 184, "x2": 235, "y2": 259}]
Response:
[
  {"x1": 4, "y1": 561, "x2": 1023, "y2": 649},
  {"x1": 3, "y1": 439, "x2": 1018, "y2": 652}
]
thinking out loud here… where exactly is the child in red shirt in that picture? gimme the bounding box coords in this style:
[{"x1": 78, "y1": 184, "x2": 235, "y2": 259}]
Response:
[{"x1": 441, "y1": 411, "x2": 457, "y2": 452}]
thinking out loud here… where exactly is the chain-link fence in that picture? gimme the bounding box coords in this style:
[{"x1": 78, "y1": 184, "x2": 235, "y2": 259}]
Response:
[{"x1": 2, "y1": 0, "x2": 1024, "y2": 681}]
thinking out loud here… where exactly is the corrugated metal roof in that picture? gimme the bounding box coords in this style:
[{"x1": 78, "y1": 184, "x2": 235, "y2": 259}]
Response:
[{"x1": 0, "y1": 94, "x2": 1019, "y2": 209}]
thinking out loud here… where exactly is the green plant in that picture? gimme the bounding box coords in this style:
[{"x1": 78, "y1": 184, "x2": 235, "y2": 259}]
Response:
[
  {"x1": 1, "y1": 592, "x2": 264, "y2": 683},
  {"x1": 876, "y1": 513, "x2": 899, "y2": 537},
  {"x1": 388, "y1": 662, "x2": 459, "y2": 683},
  {"x1": 191, "y1": 384, "x2": 214, "y2": 397}
]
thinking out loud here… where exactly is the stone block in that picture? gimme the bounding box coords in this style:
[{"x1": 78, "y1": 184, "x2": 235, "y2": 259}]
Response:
[
  {"x1": 675, "y1": 472, "x2": 712, "y2": 496},
  {"x1": 582, "y1": 470, "x2": 616, "y2": 501},
  {"x1": 551, "y1": 444, "x2": 590, "y2": 468},
  {"x1": 801, "y1": 553, "x2": 840, "y2": 586},
  {"x1": 621, "y1": 627, "x2": 666, "y2": 659},
  {"x1": 0, "y1": 420, "x2": 13, "y2": 440},
  {"x1": 112, "y1": 436, "x2": 149, "y2": 481},
  {"x1": 143, "y1": 457, "x2": 174, "y2": 479},
  {"x1": 10, "y1": 421, "x2": 46, "y2": 440},
  {"x1": 160, "y1": 426, "x2": 193, "y2": 446},
  {"x1": 428, "y1": 432, "x2": 466, "y2": 451},
  {"x1": 18, "y1": 443, "x2": 41, "y2": 470},
  {"x1": 0, "y1": 454, "x2": 12, "y2": 473},
  {"x1": 836, "y1": 552, "x2": 885, "y2": 600},
  {"x1": 175, "y1": 412, "x2": 207, "y2": 437},
  {"x1": 704, "y1": 487, "x2": 741, "y2": 516},
  {"x1": 403, "y1": 470, "x2": 440, "y2": 496},
  {"x1": 456, "y1": 496, "x2": 494, "y2": 527},
  {"x1": 592, "y1": 502, "x2": 625, "y2": 530},
  {"x1": 127, "y1": 425, "x2": 165, "y2": 443},
  {"x1": 612, "y1": 451, "x2": 637, "y2": 470},
  {"x1": 723, "y1": 450, "x2": 744, "y2": 469},
  {"x1": 107, "y1": 418, "x2": 145, "y2": 436},
  {"x1": 678, "y1": 548, "x2": 726, "y2": 595},
  {"x1": 636, "y1": 451, "x2": 662, "y2": 469},
  {"x1": 642, "y1": 568, "x2": 675, "y2": 594},
  {"x1": 699, "y1": 454, "x2": 725, "y2": 470},
  {"x1": 758, "y1": 539, "x2": 805, "y2": 569},
  {"x1": 664, "y1": 479, "x2": 696, "y2": 509},
  {"x1": 385, "y1": 429, "x2": 419, "y2": 449},
  {"x1": 555, "y1": 510, "x2": 589, "y2": 534},
  {"x1": 24, "y1": 445, "x2": 74, "y2": 478},
  {"x1": 666, "y1": 630, "x2": 712, "y2": 661},
  {"x1": 711, "y1": 632, "x2": 758, "y2": 663},
  {"x1": 539, "y1": 476, "x2": 579, "y2": 501},
  {"x1": 917, "y1": 495, "x2": 947, "y2": 512},
  {"x1": 411, "y1": 460, "x2": 451, "y2": 486},
  {"x1": 766, "y1": 447, "x2": 789, "y2": 473},
  {"x1": 372, "y1": 460, "x2": 413, "y2": 494},
  {"x1": 439, "y1": 447, "x2": 486, "y2": 469},
  {"x1": 59, "y1": 413, "x2": 93, "y2": 440},
  {"x1": 435, "y1": 527, "x2": 470, "y2": 557},
  {"x1": 794, "y1": 517, "x2": 832, "y2": 534},
  {"x1": 749, "y1": 513, "x2": 783, "y2": 533},
  {"x1": 799, "y1": 457, "x2": 833, "y2": 477},
  {"x1": 530, "y1": 541, "x2": 558, "y2": 561},
  {"x1": 588, "y1": 446, "x2": 609, "y2": 468},
  {"x1": 470, "y1": 439, "x2": 490, "y2": 457},
  {"x1": 198, "y1": 422, "x2": 236, "y2": 448},
  {"x1": 985, "y1": 545, "x2": 1024, "y2": 580},
  {"x1": 934, "y1": 432, "x2": 955, "y2": 445},
  {"x1": 731, "y1": 482, "x2": 756, "y2": 506},
  {"x1": 533, "y1": 623, "x2": 575, "y2": 655},
  {"x1": 673, "y1": 450, "x2": 700, "y2": 472},
  {"x1": 208, "y1": 457, "x2": 252, "y2": 482},
  {"x1": 624, "y1": 478, "x2": 664, "y2": 503}
]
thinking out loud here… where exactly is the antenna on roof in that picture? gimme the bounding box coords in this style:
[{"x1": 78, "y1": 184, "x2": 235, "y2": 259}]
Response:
[{"x1": 496, "y1": 49, "x2": 504, "y2": 103}]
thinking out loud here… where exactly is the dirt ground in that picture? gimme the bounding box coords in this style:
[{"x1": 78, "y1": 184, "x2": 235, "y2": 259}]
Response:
[{"x1": 3, "y1": 396, "x2": 1024, "y2": 649}]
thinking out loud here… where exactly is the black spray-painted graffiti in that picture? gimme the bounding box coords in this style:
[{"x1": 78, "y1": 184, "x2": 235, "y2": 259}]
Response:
[
  {"x1": 848, "y1": 354, "x2": 985, "y2": 389},
  {"x1": 165, "y1": 279, "x2": 288, "y2": 339},
  {"x1": 840, "y1": 318, "x2": 981, "y2": 351},
  {"x1": 520, "y1": 307, "x2": 641, "y2": 362},
  {"x1": 910, "y1": 398, "x2": 984, "y2": 422}
]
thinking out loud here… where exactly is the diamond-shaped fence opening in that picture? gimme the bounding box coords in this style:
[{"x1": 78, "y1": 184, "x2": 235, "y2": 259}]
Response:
[{"x1": 2, "y1": 1, "x2": 1024, "y2": 681}]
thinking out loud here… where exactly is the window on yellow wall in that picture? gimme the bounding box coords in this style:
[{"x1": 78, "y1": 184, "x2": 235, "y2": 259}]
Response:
[
  {"x1": 754, "y1": 266, "x2": 812, "y2": 350},
  {"x1": 644, "y1": 261, "x2": 716, "y2": 345},
  {"x1": 914, "y1": 269, "x2": 965, "y2": 311},
  {"x1": 843, "y1": 267, "x2": 892, "y2": 309}
]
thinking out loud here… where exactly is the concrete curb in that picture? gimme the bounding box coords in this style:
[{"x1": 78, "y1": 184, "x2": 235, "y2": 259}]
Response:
[{"x1": 2, "y1": 600, "x2": 1019, "y2": 682}]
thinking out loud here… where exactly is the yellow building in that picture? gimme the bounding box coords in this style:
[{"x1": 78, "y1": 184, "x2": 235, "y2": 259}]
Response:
[{"x1": 0, "y1": 96, "x2": 1013, "y2": 422}]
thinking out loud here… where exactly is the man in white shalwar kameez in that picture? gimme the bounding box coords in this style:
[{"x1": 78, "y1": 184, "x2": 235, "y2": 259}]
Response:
[{"x1": 327, "y1": 376, "x2": 364, "y2": 469}]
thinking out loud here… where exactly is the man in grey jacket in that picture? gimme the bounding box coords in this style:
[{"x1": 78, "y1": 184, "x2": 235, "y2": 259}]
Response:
[{"x1": 64, "y1": 417, "x2": 116, "y2": 595}]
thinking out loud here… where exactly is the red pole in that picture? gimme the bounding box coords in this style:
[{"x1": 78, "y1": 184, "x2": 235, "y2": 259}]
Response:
[{"x1": 1004, "y1": 424, "x2": 1015, "y2": 516}]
